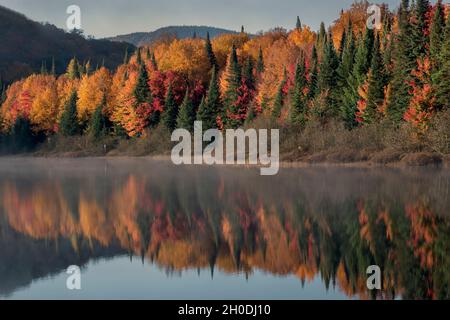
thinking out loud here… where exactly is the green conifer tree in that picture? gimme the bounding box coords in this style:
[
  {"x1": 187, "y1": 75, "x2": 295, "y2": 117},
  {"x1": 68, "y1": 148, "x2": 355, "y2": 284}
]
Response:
[
  {"x1": 177, "y1": 89, "x2": 196, "y2": 132},
  {"x1": 223, "y1": 45, "x2": 242, "y2": 128},
  {"x1": 205, "y1": 32, "x2": 218, "y2": 71},
  {"x1": 198, "y1": 66, "x2": 222, "y2": 129},
  {"x1": 290, "y1": 55, "x2": 307, "y2": 125},
  {"x1": 257, "y1": 47, "x2": 265, "y2": 74},
  {"x1": 272, "y1": 69, "x2": 287, "y2": 120},
  {"x1": 433, "y1": 11, "x2": 450, "y2": 110},
  {"x1": 366, "y1": 34, "x2": 386, "y2": 122},
  {"x1": 162, "y1": 84, "x2": 179, "y2": 131},
  {"x1": 59, "y1": 91, "x2": 80, "y2": 136},
  {"x1": 89, "y1": 95, "x2": 108, "y2": 139}
]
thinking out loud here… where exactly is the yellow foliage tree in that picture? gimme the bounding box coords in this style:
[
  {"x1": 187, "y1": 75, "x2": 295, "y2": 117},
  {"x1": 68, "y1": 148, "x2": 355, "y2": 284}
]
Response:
[{"x1": 77, "y1": 67, "x2": 112, "y2": 123}]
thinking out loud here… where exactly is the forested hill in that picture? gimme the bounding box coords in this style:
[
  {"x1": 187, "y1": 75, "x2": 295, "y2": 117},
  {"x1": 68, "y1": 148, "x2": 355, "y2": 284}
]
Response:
[
  {"x1": 107, "y1": 25, "x2": 238, "y2": 46},
  {"x1": 0, "y1": 5, "x2": 134, "y2": 84}
]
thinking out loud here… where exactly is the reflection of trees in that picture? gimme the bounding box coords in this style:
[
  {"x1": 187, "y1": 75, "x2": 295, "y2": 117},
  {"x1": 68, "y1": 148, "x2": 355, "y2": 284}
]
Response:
[{"x1": 0, "y1": 166, "x2": 449, "y2": 299}]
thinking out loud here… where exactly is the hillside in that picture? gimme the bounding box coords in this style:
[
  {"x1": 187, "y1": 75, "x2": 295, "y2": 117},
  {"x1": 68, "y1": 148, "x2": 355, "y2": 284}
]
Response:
[
  {"x1": 0, "y1": 5, "x2": 134, "y2": 84},
  {"x1": 107, "y1": 25, "x2": 238, "y2": 47}
]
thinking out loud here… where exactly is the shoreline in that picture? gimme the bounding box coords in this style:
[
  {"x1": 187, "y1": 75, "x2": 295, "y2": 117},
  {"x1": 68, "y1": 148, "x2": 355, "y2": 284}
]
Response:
[{"x1": 2, "y1": 152, "x2": 449, "y2": 169}]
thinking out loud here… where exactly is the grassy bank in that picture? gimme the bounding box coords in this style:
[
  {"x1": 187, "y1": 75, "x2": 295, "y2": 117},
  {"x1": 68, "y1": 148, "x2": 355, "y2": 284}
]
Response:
[{"x1": 24, "y1": 109, "x2": 450, "y2": 167}]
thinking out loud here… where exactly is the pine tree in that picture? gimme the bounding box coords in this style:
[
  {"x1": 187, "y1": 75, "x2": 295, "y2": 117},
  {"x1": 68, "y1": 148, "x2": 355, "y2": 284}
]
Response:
[
  {"x1": 84, "y1": 61, "x2": 91, "y2": 76},
  {"x1": 151, "y1": 53, "x2": 158, "y2": 70},
  {"x1": 256, "y1": 47, "x2": 265, "y2": 74},
  {"x1": 387, "y1": 0, "x2": 416, "y2": 122},
  {"x1": 338, "y1": 30, "x2": 347, "y2": 60},
  {"x1": 11, "y1": 117, "x2": 34, "y2": 152},
  {"x1": 382, "y1": 17, "x2": 393, "y2": 79},
  {"x1": 40, "y1": 61, "x2": 47, "y2": 75},
  {"x1": 410, "y1": 0, "x2": 430, "y2": 60},
  {"x1": 205, "y1": 32, "x2": 218, "y2": 71},
  {"x1": 162, "y1": 84, "x2": 179, "y2": 131},
  {"x1": 177, "y1": 89, "x2": 196, "y2": 132},
  {"x1": 243, "y1": 56, "x2": 255, "y2": 90},
  {"x1": 296, "y1": 16, "x2": 302, "y2": 30},
  {"x1": 430, "y1": 1, "x2": 445, "y2": 70},
  {"x1": 318, "y1": 22, "x2": 327, "y2": 45},
  {"x1": 89, "y1": 95, "x2": 108, "y2": 139},
  {"x1": 123, "y1": 47, "x2": 130, "y2": 64},
  {"x1": 136, "y1": 48, "x2": 142, "y2": 65},
  {"x1": 307, "y1": 45, "x2": 319, "y2": 100},
  {"x1": 198, "y1": 66, "x2": 222, "y2": 129},
  {"x1": 59, "y1": 91, "x2": 80, "y2": 136},
  {"x1": 365, "y1": 34, "x2": 386, "y2": 122},
  {"x1": 340, "y1": 29, "x2": 374, "y2": 128},
  {"x1": 290, "y1": 55, "x2": 307, "y2": 125},
  {"x1": 433, "y1": 11, "x2": 450, "y2": 110},
  {"x1": 134, "y1": 64, "x2": 151, "y2": 105},
  {"x1": 223, "y1": 45, "x2": 242, "y2": 128},
  {"x1": 272, "y1": 69, "x2": 287, "y2": 120},
  {"x1": 337, "y1": 22, "x2": 355, "y2": 90},
  {"x1": 317, "y1": 32, "x2": 339, "y2": 111},
  {"x1": 66, "y1": 58, "x2": 80, "y2": 80},
  {"x1": 134, "y1": 63, "x2": 156, "y2": 126}
]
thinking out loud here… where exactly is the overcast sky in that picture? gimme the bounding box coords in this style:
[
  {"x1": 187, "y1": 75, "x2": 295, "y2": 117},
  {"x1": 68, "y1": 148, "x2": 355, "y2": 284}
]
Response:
[{"x1": 0, "y1": 0, "x2": 404, "y2": 38}]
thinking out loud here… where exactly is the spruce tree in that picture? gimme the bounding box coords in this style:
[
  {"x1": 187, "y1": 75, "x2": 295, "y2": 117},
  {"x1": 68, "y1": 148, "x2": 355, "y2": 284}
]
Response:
[
  {"x1": 366, "y1": 34, "x2": 386, "y2": 122},
  {"x1": 205, "y1": 32, "x2": 218, "y2": 71},
  {"x1": 290, "y1": 55, "x2": 307, "y2": 125},
  {"x1": 59, "y1": 91, "x2": 80, "y2": 136},
  {"x1": 410, "y1": 0, "x2": 430, "y2": 60},
  {"x1": 337, "y1": 23, "x2": 355, "y2": 90},
  {"x1": 223, "y1": 45, "x2": 242, "y2": 128},
  {"x1": 151, "y1": 53, "x2": 158, "y2": 70},
  {"x1": 136, "y1": 48, "x2": 142, "y2": 65},
  {"x1": 162, "y1": 84, "x2": 179, "y2": 131},
  {"x1": 317, "y1": 32, "x2": 339, "y2": 111},
  {"x1": 243, "y1": 56, "x2": 255, "y2": 90},
  {"x1": 433, "y1": 11, "x2": 450, "y2": 110},
  {"x1": 307, "y1": 45, "x2": 319, "y2": 100},
  {"x1": 66, "y1": 58, "x2": 80, "y2": 80},
  {"x1": 382, "y1": 18, "x2": 393, "y2": 80},
  {"x1": 257, "y1": 47, "x2": 265, "y2": 73},
  {"x1": 11, "y1": 117, "x2": 34, "y2": 152},
  {"x1": 134, "y1": 63, "x2": 156, "y2": 126},
  {"x1": 340, "y1": 29, "x2": 374, "y2": 128},
  {"x1": 272, "y1": 69, "x2": 287, "y2": 120},
  {"x1": 430, "y1": 1, "x2": 445, "y2": 70},
  {"x1": 40, "y1": 61, "x2": 47, "y2": 75},
  {"x1": 89, "y1": 95, "x2": 108, "y2": 139},
  {"x1": 387, "y1": 0, "x2": 416, "y2": 122},
  {"x1": 177, "y1": 89, "x2": 196, "y2": 132},
  {"x1": 123, "y1": 48, "x2": 130, "y2": 64},
  {"x1": 198, "y1": 66, "x2": 222, "y2": 129},
  {"x1": 296, "y1": 16, "x2": 302, "y2": 30}
]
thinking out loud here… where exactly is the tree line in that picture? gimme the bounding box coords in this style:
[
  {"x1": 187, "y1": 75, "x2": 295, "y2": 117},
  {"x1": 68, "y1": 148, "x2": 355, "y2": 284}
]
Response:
[{"x1": 0, "y1": 0, "x2": 449, "y2": 153}]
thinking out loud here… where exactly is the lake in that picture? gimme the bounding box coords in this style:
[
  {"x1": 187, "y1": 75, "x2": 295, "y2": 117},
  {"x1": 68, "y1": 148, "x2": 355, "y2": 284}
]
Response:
[{"x1": 0, "y1": 158, "x2": 448, "y2": 300}]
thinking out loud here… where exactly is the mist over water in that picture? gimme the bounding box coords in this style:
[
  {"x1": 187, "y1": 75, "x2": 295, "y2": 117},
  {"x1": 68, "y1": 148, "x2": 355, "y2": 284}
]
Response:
[{"x1": 0, "y1": 158, "x2": 449, "y2": 299}]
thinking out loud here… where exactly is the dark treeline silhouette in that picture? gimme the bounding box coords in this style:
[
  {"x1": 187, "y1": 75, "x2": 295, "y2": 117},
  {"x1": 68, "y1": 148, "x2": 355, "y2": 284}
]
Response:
[{"x1": 0, "y1": 5, "x2": 134, "y2": 84}]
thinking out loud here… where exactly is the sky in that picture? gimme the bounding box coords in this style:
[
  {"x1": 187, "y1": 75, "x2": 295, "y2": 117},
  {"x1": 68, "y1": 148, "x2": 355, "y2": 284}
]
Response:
[{"x1": 0, "y1": 0, "x2": 404, "y2": 38}]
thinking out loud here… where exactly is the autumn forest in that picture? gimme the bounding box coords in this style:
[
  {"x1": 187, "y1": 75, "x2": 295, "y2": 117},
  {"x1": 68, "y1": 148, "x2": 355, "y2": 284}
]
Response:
[{"x1": 0, "y1": 0, "x2": 449, "y2": 162}]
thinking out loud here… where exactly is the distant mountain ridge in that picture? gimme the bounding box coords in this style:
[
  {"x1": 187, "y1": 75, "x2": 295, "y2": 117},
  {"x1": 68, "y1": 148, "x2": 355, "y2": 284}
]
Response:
[
  {"x1": 107, "y1": 25, "x2": 239, "y2": 47},
  {"x1": 0, "y1": 5, "x2": 133, "y2": 84}
]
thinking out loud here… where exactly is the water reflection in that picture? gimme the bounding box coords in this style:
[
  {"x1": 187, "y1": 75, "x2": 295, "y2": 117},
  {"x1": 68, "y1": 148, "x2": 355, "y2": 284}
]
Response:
[{"x1": 0, "y1": 158, "x2": 449, "y2": 299}]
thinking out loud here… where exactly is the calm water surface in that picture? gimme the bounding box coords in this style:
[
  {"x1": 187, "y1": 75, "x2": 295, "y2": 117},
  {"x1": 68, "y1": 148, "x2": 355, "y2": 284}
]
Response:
[{"x1": 0, "y1": 158, "x2": 449, "y2": 300}]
